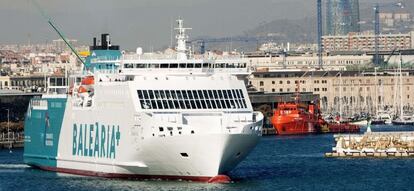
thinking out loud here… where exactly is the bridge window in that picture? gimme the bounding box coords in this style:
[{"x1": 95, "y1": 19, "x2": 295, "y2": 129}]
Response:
[
  {"x1": 179, "y1": 63, "x2": 186, "y2": 68},
  {"x1": 137, "y1": 89, "x2": 248, "y2": 110},
  {"x1": 124, "y1": 63, "x2": 133, "y2": 68},
  {"x1": 149, "y1": 64, "x2": 159, "y2": 68},
  {"x1": 136, "y1": 64, "x2": 146, "y2": 68}
]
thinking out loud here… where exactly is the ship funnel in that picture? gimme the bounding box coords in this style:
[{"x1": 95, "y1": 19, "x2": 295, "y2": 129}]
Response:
[
  {"x1": 93, "y1": 37, "x2": 97, "y2": 49},
  {"x1": 101, "y1": 34, "x2": 109, "y2": 49}
]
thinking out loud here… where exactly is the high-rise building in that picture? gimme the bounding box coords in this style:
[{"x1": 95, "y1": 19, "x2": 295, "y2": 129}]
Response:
[{"x1": 325, "y1": 0, "x2": 360, "y2": 36}]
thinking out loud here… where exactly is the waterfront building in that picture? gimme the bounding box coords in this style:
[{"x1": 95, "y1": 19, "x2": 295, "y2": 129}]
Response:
[
  {"x1": 0, "y1": 76, "x2": 11, "y2": 89},
  {"x1": 322, "y1": 31, "x2": 414, "y2": 52},
  {"x1": 249, "y1": 70, "x2": 414, "y2": 115},
  {"x1": 247, "y1": 53, "x2": 372, "y2": 70}
]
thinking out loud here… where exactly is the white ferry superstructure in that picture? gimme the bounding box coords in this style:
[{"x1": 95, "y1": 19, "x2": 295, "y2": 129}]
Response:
[{"x1": 23, "y1": 19, "x2": 263, "y2": 183}]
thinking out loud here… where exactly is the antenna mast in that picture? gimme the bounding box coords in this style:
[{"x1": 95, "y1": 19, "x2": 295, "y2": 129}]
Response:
[{"x1": 175, "y1": 18, "x2": 191, "y2": 60}]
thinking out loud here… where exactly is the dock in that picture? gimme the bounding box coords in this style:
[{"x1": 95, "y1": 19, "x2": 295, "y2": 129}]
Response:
[
  {"x1": 325, "y1": 131, "x2": 414, "y2": 158},
  {"x1": 0, "y1": 132, "x2": 24, "y2": 149}
]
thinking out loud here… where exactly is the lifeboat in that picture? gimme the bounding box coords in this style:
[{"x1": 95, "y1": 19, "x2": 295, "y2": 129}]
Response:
[
  {"x1": 77, "y1": 76, "x2": 94, "y2": 94},
  {"x1": 81, "y1": 76, "x2": 94, "y2": 85},
  {"x1": 78, "y1": 86, "x2": 89, "y2": 93}
]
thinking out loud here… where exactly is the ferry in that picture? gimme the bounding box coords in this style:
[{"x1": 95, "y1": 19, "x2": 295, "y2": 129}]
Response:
[{"x1": 23, "y1": 19, "x2": 263, "y2": 183}]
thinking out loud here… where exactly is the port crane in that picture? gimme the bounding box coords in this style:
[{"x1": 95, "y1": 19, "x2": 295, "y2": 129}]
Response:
[
  {"x1": 373, "y1": 2, "x2": 405, "y2": 65},
  {"x1": 317, "y1": 0, "x2": 323, "y2": 70}
]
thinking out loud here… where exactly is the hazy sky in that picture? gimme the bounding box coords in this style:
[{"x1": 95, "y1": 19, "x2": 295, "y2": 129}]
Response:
[{"x1": 0, "y1": 0, "x2": 396, "y2": 50}]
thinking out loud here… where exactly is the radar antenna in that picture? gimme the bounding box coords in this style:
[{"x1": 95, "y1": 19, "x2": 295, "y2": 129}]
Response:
[{"x1": 175, "y1": 18, "x2": 192, "y2": 60}]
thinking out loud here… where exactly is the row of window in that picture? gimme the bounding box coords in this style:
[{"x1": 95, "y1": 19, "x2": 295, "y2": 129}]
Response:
[
  {"x1": 124, "y1": 63, "x2": 247, "y2": 69},
  {"x1": 137, "y1": 89, "x2": 247, "y2": 110},
  {"x1": 335, "y1": 87, "x2": 372, "y2": 92},
  {"x1": 264, "y1": 79, "x2": 327, "y2": 86},
  {"x1": 270, "y1": 88, "x2": 328, "y2": 92}
]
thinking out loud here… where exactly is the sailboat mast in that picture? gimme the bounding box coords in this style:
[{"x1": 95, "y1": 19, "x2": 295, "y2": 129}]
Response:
[
  {"x1": 399, "y1": 53, "x2": 403, "y2": 118},
  {"x1": 393, "y1": 64, "x2": 398, "y2": 117},
  {"x1": 374, "y1": 67, "x2": 378, "y2": 116},
  {"x1": 339, "y1": 71, "x2": 342, "y2": 120}
]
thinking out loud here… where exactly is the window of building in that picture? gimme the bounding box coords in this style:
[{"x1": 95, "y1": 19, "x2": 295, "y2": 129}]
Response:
[
  {"x1": 279, "y1": 88, "x2": 283, "y2": 92},
  {"x1": 287, "y1": 81, "x2": 290, "y2": 84},
  {"x1": 259, "y1": 81, "x2": 264, "y2": 86},
  {"x1": 272, "y1": 88, "x2": 275, "y2": 92},
  {"x1": 279, "y1": 81, "x2": 283, "y2": 84},
  {"x1": 272, "y1": 81, "x2": 275, "y2": 84}
]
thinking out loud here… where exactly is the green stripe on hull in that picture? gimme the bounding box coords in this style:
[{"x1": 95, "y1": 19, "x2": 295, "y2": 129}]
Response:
[{"x1": 24, "y1": 98, "x2": 67, "y2": 168}]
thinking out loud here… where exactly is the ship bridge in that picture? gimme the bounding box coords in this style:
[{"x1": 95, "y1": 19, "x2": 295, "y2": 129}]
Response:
[{"x1": 118, "y1": 55, "x2": 250, "y2": 76}]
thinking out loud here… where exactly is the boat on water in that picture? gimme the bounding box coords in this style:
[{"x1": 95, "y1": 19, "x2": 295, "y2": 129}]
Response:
[
  {"x1": 347, "y1": 113, "x2": 369, "y2": 126},
  {"x1": 371, "y1": 112, "x2": 392, "y2": 125},
  {"x1": 392, "y1": 116, "x2": 414, "y2": 125},
  {"x1": 271, "y1": 102, "x2": 322, "y2": 135},
  {"x1": 326, "y1": 122, "x2": 360, "y2": 133},
  {"x1": 23, "y1": 19, "x2": 264, "y2": 183},
  {"x1": 391, "y1": 53, "x2": 413, "y2": 126}
]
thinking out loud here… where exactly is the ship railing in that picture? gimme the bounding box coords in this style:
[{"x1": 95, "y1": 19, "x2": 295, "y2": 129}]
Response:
[
  {"x1": 0, "y1": 132, "x2": 24, "y2": 142},
  {"x1": 90, "y1": 56, "x2": 121, "y2": 63},
  {"x1": 122, "y1": 54, "x2": 177, "y2": 60},
  {"x1": 31, "y1": 99, "x2": 48, "y2": 110}
]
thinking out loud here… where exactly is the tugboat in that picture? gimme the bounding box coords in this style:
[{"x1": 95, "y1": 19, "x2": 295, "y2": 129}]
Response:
[
  {"x1": 271, "y1": 101, "x2": 323, "y2": 135},
  {"x1": 271, "y1": 84, "x2": 323, "y2": 135}
]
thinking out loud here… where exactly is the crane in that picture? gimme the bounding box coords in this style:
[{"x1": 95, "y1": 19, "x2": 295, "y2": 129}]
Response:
[
  {"x1": 373, "y1": 2, "x2": 405, "y2": 65},
  {"x1": 317, "y1": 0, "x2": 323, "y2": 70}
]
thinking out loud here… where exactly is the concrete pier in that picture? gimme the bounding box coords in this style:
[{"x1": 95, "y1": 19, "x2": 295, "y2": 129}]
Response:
[{"x1": 326, "y1": 131, "x2": 414, "y2": 158}]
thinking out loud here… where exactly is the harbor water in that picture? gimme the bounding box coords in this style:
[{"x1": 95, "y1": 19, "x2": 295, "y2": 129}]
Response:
[{"x1": 2, "y1": 125, "x2": 414, "y2": 191}]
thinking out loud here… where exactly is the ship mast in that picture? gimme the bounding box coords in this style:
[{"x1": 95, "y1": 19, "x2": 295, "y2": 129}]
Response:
[{"x1": 175, "y1": 18, "x2": 192, "y2": 60}]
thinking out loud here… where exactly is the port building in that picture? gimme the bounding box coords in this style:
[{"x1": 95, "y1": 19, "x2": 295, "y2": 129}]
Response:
[{"x1": 249, "y1": 70, "x2": 414, "y2": 116}]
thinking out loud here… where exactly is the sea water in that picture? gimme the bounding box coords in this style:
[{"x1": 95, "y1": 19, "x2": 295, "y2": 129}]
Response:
[{"x1": 1, "y1": 125, "x2": 414, "y2": 191}]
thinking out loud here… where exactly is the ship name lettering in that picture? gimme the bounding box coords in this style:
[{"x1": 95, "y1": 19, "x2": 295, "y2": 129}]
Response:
[{"x1": 72, "y1": 122, "x2": 121, "y2": 159}]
